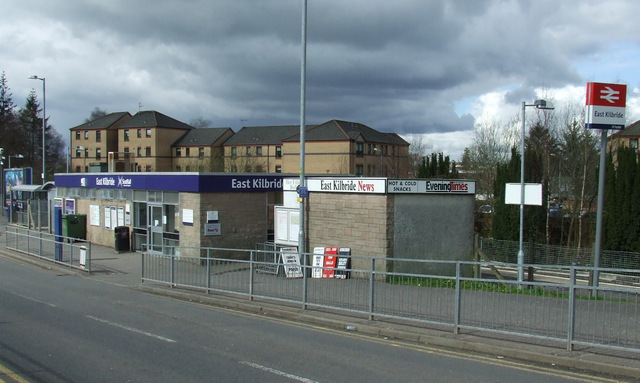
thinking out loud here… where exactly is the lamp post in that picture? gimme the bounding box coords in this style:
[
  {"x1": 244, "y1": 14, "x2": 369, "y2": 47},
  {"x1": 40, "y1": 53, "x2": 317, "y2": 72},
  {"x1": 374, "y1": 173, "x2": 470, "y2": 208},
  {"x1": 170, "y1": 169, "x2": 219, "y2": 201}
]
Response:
[
  {"x1": 9, "y1": 154, "x2": 24, "y2": 168},
  {"x1": 29, "y1": 75, "x2": 46, "y2": 185},
  {"x1": 373, "y1": 147, "x2": 383, "y2": 176},
  {"x1": 518, "y1": 99, "x2": 554, "y2": 283}
]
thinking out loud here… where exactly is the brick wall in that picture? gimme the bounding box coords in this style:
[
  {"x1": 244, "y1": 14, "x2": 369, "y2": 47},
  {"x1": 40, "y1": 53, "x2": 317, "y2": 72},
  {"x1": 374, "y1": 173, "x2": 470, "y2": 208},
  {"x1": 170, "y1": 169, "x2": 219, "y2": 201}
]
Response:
[{"x1": 307, "y1": 192, "x2": 392, "y2": 271}]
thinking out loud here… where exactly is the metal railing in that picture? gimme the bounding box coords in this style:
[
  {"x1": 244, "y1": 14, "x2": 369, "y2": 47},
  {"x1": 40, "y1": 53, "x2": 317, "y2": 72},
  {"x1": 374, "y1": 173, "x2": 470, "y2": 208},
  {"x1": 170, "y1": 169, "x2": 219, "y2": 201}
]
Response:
[
  {"x1": 480, "y1": 237, "x2": 640, "y2": 269},
  {"x1": 5, "y1": 226, "x2": 92, "y2": 273},
  {"x1": 141, "y1": 246, "x2": 640, "y2": 354}
]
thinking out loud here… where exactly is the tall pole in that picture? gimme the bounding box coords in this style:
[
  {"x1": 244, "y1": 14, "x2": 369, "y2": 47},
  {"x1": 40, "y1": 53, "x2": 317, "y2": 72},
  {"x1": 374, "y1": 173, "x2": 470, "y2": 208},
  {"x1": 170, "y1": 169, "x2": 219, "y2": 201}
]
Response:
[
  {"x1": 29, "y1": 76, "x2": 46, "y2": 184},
  {"x1": 518, "y1": 101, "x2": 526, "y2": 283},
  {"x1": 592, "y1": 129, "x2": 608, "y2": 287},
  {"x1": 298, "y1": 0, "x2": 307, "y2": 255},
  {"x1": 42, "y1": 77, "x2": 46, "y2": 184}
]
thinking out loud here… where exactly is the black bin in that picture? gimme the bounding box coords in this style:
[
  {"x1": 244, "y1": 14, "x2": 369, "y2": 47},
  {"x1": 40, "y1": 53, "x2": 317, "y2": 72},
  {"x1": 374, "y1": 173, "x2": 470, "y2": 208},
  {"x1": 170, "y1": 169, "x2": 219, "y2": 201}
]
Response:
[{"x1": 114, "y1": 226, "x2": 130, "y2": 252}]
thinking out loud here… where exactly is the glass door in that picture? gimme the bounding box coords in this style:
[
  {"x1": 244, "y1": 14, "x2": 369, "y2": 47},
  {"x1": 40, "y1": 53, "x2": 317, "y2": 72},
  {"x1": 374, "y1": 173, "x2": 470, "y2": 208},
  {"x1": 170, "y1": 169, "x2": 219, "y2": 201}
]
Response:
[{"x1": 148, "y1": 204, "x2": 163, "y2": 253}]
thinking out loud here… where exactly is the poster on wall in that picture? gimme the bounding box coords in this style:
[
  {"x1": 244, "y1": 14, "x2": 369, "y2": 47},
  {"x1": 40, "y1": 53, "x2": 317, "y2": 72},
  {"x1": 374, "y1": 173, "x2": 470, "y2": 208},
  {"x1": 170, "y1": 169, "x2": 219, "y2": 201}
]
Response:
[
  {"x1": 110, "y1": 206, "x2": 117, "y2": 229},
  {"x1": 104, "y1": 206, "x2": 111, "y2": 229},
  {"x1": 89, "y1": 205, "x2": 100, "y2": 226},
  {"x1": 125, "y1": 204, "x2": 131, "y2": 225},
  {"x1": 182, "y1": 208, "x2": 194, "y2": 226},
  {"x1": 117, "y1": 206, "x2": 125, "y2": 227},
  {"x1": 64, "y1": 199, "x2": 76, "y2": 215},
  {"x1": 4, "y1": 168, "x2": 33, "y2": 208}
]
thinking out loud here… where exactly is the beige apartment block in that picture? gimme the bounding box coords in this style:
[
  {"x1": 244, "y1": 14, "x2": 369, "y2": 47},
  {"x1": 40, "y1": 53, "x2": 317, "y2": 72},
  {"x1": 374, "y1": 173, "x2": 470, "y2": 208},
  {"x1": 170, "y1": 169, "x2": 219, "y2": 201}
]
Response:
[
  {"x1": 608, "y1": 120, "x2": 640, "y2": 164},
  {"x1": 282, "y1": 120, "x2": 410, "y2": 177},
  {"x1": 70, "y1": 112, "x2": 132, "y2": 172},
  {"x1": 172, "y1": 127, "x2": 234, "y2": 172}
]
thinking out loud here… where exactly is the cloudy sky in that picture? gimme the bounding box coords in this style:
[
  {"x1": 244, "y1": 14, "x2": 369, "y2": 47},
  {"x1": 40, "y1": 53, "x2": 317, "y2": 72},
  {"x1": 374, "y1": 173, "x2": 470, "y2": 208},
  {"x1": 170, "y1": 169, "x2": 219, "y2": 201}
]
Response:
[{"x1": 3, "y1": 0, "x2": 640, "y2": 160}]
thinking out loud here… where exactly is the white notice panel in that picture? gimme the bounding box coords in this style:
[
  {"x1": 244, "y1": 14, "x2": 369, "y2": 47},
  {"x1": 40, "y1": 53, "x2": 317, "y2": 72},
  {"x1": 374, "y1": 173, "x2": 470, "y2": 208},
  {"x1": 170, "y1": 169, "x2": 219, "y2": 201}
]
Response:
[{"x1": 505, "y1": 183, "x2": 543, "y2": 206}]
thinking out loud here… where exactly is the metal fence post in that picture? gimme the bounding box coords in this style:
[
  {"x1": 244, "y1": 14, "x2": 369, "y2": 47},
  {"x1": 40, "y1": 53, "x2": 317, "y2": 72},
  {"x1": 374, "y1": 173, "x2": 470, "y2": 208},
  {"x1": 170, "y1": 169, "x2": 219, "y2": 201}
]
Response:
[
  {"x1": 249, "y1": 250, "x2": 254, "y2": 301},
  {"x1": 170, "y1": 254, "x2": 175, "y2": 287},
  {"x1": 141, "y1": 252, "x2": 145, "y2": 284},
  {"x1": 368, "y1": 258, "x2": 375, "y2": 320},
  {"x1": 567, "y1": 265, "x2": 576, "y2": 351},
  {"x1": 302, "y1": 250, "x2": 308, "y2": 310},
  {"x1": 206, "y1": 248, "x2": 211, "y2": 294},
  {"x1": 454, "y1": 262, "x2": 462, "y2": 334}
]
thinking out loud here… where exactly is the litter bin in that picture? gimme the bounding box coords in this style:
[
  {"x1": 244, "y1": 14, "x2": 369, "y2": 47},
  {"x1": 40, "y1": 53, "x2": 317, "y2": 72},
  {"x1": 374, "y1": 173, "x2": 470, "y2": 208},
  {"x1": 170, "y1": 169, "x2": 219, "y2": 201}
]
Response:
[
  {"x1": 114, "y1": 226, "x2": 130, "y2": 252},
  {"x1": 62, "y1": 214, "x2": 87, "y2": 240}
]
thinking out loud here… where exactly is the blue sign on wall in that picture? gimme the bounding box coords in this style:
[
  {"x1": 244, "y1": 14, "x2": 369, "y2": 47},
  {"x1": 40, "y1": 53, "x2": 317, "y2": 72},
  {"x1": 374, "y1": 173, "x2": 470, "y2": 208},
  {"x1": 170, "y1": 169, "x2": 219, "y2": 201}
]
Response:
[{"x1": 54, "y1": 173, "x2": 285, "y2": 193}]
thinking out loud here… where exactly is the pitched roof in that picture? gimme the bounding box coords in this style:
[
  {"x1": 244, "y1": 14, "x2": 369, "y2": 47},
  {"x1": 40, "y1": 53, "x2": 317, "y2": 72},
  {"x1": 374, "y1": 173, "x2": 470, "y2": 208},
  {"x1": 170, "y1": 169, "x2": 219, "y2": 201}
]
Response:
[
  {"x1": 120, "y1": 110, "x2": 194, "y2": 130},
  {"x1": 223, "y1": 125, "x2": 305, "y2": 145},
  {"x1": 610, "y1": 120, "x2": 640, "y2": 138},
  {"x1": 283, "y1": 119, "x2": 409, "y2": 145},
  {"x1": 172, "y1": 127, "x2": 233, "y2": 147},
  {"x1": 70, "y1": 112, "x2": 131, "y2": 131}
]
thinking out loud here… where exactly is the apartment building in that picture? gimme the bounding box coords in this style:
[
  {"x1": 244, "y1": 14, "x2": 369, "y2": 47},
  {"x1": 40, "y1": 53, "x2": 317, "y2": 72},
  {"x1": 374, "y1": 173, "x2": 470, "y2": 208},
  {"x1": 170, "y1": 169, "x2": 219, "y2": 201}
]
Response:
[
  {"x1": 608, "y1": 120, "x2": 640, "y2": 161},
  {"x1": 70, "y1": 112, "x2": 410, "y2": 177},
  {"x1": 172, "y1": 127, "x2": 234, "y2": 172},
  {"x1": 70, "y1": 112, "x2": 132, "y2": 172},
  {"x1": 222, "y1": 125, "x2": 303, "y2": 173},
  {"x1": 281, "y1": 120, "x2": 410, "y2": 177}
]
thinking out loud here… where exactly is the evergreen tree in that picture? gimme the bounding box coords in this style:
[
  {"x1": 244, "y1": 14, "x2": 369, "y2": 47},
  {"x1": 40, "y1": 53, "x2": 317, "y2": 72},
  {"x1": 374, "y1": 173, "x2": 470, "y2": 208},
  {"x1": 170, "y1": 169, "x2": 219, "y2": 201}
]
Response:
[
  {"x1": 491, "y1": 147, "x2": 520, "y2": 241},
  {"x1": 0, "y1": 71, "x2": 19, "y2": 153}
]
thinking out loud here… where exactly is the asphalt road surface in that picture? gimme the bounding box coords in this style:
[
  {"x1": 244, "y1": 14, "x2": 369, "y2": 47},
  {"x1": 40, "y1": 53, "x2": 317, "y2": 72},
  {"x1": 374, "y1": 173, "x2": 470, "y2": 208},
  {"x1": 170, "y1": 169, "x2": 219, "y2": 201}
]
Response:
[{"x1": 0, "y1": 256, "x2": 627, "y2": 383}]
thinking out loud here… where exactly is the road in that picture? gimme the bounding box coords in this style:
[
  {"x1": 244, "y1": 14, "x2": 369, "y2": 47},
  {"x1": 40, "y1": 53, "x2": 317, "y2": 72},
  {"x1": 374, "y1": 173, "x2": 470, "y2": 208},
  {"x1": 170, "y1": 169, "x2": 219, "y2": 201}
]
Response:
[{"x1": 0, "y1": 256, "x2": 628, "y2": 383}]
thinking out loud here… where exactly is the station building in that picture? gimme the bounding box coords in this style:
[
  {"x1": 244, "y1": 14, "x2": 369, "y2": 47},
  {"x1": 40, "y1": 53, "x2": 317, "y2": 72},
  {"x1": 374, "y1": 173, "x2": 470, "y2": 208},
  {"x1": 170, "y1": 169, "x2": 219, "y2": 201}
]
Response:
[{"x1": 54, "y1": 172, "x2": 476, "y2": 275}]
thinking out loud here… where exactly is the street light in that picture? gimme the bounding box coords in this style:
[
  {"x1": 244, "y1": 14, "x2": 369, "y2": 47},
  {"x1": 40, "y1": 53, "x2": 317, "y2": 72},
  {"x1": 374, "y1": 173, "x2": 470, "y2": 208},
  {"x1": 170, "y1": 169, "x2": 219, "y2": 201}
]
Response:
[
  {"x1": 373, "y1": 147, "x2": 383, "y2": 176},
  {"x1": 518, "y1": 99, "x2": 554, "y2": 283},
  {"x1": 29, "y1": 75, "x2": 46, "y2": 185},
  {"x1": 9, "y1": 154, "x2": 24, "y2": 168}
]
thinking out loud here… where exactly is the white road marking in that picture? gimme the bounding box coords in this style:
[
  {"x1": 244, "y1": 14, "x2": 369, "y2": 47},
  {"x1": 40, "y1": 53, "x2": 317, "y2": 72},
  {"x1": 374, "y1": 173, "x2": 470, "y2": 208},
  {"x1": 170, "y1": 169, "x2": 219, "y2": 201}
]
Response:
[
  {"x1": 85, "y1": 315, "x2": 176, "y2": 343},
  {"x1": 11, "y1": 292, "x2": 57, "y2": 307},
  {"x1": 240, "y1": 361, "x2": 318, "y2": 383}
]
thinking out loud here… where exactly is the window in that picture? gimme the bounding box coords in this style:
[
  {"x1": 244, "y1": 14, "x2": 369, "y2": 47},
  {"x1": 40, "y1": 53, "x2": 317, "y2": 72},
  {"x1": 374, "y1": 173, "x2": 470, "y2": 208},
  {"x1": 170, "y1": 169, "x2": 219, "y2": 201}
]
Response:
[
  {"x1": 124, "y1": 130, "x2": 130, "y2": 141},
  {"x1": 367, "y1": 144, "x2": 372, "y2": 154},
  {"x1": 96, "y1": 148, "x2": 102, "y2": 160},
  {"x1": 145, "y1": 165, "x2": 152, "y2": 172},
  {"x1": 75, "y1": 148, "x2": 82, "y2": 158},
  {"x1": 137, "y1": 147, "x2": 142, "y2": 156},
  {"x1": 75, "y1": 131, "x2": 80, "y2": 140},
  {"x1": 185, "y1": 166, "x2": 191, "y2": 172},
  {"x1": 356, "y1": 164, "x2": 363, "y2": 176},
  {"x1": 199, "y1": 147, "x2": 205, "y2": 157},
  {"x1": 124, "y1": 147, "x2": 129, "y2": 153},
  {"x1": 185, "y1": 148, "x2": 190, "y2": 157},
  {"x1": 246, "y1": 147, "x2": 252, "y2": 156},
  {"x1": 176, "y1": 166, "x2": 181, "y2": 172},
  {"x1": 96, "y1": 131, "x2": 101, "y2": 142},
  {"x1": 255, "y1": 165, "x2": 263, "y2": 172},
  {"x1": 356, "y1": 142, "x2": 364, "y2": 156},
  {"x1": 146, "y1": 129, "x2": 152, "y2": 137},
  {"x1": 75, "y1": 166, "x2": 81, "y2": 173},
  {"x1": 176, "y1": 148, "x2": 182, "y2": 157},
  {"x1": 84, "y1": 131, "x2": 89, "y2": 139},
  {"x1": 631, "y1": 138, "x2": 639, "y2": 152},
  {"x1": 231, "y1": 147, "x2": 237, "y2": 158},
  {"x1": 136, "y1": 129, "x2": 141, "y2": 138},
  {"x1": 84, "y1": 148, "x2": 89, "y2": 158},
  {"x1": 275, "y1": 146, "x2": 282, "y2": 158},
  {"x1": 145, "y1": 147, "x2": 151, "y2": 157},
  {"x1": 275, "y1": 165, "x2": 282, "y2": 173},
  {"x1": 256, "y1": 146, "x2": 263, "y2": 156}
]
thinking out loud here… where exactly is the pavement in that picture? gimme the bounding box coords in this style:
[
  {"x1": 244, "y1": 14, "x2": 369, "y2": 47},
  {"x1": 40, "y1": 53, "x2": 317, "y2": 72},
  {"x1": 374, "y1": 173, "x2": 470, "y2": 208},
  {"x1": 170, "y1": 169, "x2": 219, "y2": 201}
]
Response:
[{"x1": 1, "y1": 218, "x2": 640, "y2": 381}]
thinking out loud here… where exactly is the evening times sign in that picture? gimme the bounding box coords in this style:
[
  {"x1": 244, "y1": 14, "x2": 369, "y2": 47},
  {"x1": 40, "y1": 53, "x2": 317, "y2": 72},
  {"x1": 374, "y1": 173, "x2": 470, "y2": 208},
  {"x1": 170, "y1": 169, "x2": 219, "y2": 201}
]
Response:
[{"x1": 387, "y1": 179, "x2": 475, "y2": 194}]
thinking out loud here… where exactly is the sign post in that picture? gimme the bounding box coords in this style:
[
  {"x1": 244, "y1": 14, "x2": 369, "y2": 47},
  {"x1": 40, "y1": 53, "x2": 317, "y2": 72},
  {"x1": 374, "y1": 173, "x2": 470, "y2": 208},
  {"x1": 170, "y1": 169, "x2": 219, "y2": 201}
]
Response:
[{"x1": 585, "y1": 82, "x2": 627, "y2": 287}]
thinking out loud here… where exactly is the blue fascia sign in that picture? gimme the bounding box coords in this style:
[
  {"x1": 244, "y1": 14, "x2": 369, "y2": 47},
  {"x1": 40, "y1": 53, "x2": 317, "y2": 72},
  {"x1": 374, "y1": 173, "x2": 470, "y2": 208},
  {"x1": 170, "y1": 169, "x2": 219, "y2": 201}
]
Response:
[{"x1": 54, "y1": 173, "x2": 285, "y2": 193}]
